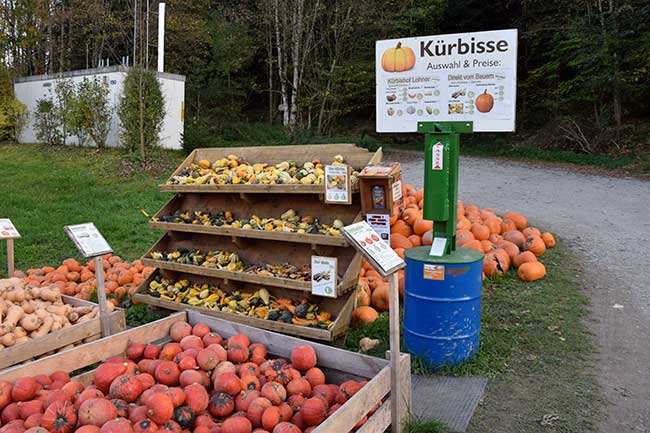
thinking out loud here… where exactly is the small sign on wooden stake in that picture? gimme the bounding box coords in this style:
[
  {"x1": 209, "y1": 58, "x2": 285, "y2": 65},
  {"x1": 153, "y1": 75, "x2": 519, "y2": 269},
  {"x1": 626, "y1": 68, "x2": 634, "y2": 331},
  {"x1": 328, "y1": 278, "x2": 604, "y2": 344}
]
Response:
[
  {"x1": 0, "y1": 219, "x2": 20, "y2": 277},
  {"x1": 342, "y1": 221, "x2": 406, "y2": 433},
  {"x1": 64, "y1": 223, "x2": 113, "y2": 337}
]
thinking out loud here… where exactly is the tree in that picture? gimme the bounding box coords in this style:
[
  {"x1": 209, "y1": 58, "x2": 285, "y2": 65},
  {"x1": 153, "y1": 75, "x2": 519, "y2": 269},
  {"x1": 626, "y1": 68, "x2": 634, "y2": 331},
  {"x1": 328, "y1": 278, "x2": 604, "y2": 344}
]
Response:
[
  {"x1": 0, "y1": 66, "x2": 27, "y2": 141},
  {"x1": 73, "y1": 77, "x2": 112, "y2": 147},
  {"x1": 118, "y1": 66, "x2": 165, "y2": 158},
  {"x1": 54, "y1": 78, "x2": 75, "y2": 145}
]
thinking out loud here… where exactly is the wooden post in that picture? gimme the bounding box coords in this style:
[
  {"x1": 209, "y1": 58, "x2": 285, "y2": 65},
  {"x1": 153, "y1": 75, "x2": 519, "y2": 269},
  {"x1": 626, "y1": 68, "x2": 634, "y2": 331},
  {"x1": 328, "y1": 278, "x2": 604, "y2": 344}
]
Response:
[
  {"x1": 94, "y1": 256, "x2": 111, "y2": 337},
  {"x1": 388, "y1": 271, "x2": 402, "y2": 433},
  {"x1": 6, "y1": 239, "x2": 14, "y2": 277}
]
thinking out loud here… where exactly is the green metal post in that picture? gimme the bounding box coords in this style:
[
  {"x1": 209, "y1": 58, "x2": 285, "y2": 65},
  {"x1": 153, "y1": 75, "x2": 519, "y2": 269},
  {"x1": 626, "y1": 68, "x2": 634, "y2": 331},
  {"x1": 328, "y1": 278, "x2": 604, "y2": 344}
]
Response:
[{"x1": 417, "y1": 121, "x2": 472, "y2": 254}]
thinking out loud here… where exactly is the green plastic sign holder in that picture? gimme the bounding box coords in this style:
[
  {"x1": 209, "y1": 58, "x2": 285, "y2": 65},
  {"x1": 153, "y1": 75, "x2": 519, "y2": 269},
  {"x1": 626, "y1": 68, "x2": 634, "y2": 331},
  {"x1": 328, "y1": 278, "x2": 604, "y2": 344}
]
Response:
[{"x1": 417, "y1": 121, "x2": 473, "y2": 255}]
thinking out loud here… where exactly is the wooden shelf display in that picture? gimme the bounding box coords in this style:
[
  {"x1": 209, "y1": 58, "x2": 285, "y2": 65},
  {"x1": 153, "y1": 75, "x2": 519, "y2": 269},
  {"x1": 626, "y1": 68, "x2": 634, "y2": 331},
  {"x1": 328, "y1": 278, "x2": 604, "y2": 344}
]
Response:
[
  {"x1": 150, "y1": 192, "x2": 363, "y2": 247},
  {"x1": 159, "y1": 143, "x2": 382, "y2": 193},
  {"x1": 133, "y1": 269, "x2": 354, "y2": 341},
  {"x1": 142, "y1": 231, "x2": 361, "y2": 296},
  {"x1": 137, "y1": 144, "x2": 378, "y2": 340}
]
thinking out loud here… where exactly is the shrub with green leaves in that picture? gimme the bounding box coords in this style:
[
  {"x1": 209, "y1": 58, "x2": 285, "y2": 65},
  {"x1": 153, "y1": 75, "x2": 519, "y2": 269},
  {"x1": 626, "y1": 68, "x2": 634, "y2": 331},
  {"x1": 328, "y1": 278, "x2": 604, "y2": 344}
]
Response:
[
  {"x1": 34, "y1": 98, "x2": 62, "y2": 146},
  {"x1": 73, "y1": 77, "x2": 112, "y2": 147},
  {"x1": 118, "y1": 67, "x2": 165, "y2": 157},
  {"x1": 0, "y1": 67, "x2": 27, "y2": 141}
]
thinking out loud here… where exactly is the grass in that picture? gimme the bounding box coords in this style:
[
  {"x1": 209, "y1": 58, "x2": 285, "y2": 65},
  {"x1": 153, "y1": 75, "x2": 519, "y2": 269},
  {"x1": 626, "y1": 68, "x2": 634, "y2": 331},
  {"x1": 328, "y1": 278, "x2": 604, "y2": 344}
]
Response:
[
  {"x1": 345, "y1": 244, "x2": 601, "y2": 433},
  {"x1": 0, "y1": 143, "x2": 184, "y2": 274}
]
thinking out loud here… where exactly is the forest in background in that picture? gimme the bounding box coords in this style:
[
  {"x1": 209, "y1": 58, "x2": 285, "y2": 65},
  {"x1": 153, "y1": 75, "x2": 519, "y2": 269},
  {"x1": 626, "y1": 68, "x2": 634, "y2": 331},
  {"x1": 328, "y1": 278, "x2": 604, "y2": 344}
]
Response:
[{"x1": 0, "y1": 0, "x2": 649, "y2": 159}]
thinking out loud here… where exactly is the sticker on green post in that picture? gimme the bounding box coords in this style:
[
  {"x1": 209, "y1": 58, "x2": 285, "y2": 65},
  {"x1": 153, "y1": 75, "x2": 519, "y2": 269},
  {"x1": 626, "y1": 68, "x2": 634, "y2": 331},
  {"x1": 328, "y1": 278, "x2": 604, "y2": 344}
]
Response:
[
  {"x1": 432, "y1": 142, "x2": 444, "y2": 170},
  {"x1": 430, "y1": 237, "x2": 447, "y2": 257}
]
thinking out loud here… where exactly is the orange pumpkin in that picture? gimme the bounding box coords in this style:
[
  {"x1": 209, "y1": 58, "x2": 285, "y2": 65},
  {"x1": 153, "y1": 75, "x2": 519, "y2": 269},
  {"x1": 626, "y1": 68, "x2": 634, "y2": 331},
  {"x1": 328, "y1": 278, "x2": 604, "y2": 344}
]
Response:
[
  {"x1": 352, "y1": 306, "x2": 379, "y2": 326},
  {"x1": 503, "y1": 230, "x2": 526, "y2": 249},
  {"x1": 413, "y1": 218, "x2": 433, "y2": 235},
  {"x1": 456, "y1": 230, "x2": 475, "y2": 246},
  {"x1": 513, "y1": 251, "x2": 537, "y2": 268},
  {"x1": 496, "y1": 240, "x2": 519, "y2": 260},
  {"x1": 475, "y1": 90, "x2": 494, "y2": 113},
  {"x1": 407, "y1": 234, "x2": 422, "y2": 247},
  {"x1": 470, "y1": 223, "x2": 490, "y2": 241},
  {"x1": 518, "y1": 262, "x2": 546, "y2": 281},
  {"x1": 400, "y1": 208, "x2": 420, "y2": 226},
  {"x1": 421, "y1": 230, "x2": 433, "y2": 246},
  {"x1": 503, "y1": 211, "x2": 528, "y2": 229},
  {"x1": 371, "y1": 284, "x2": 389, "y2": 311},
  {"x1": 542, "y1": 232, "x2": 556, "y2": 248},
  {"x1": 480, "y1": 240, "x2": 496, "y2": 253},
  {"x1": 484, "y1": 218, "x2": 502, "y2": 235},
  {"x1": 391, "y1": 220, "x2": 413, "y2": 237},
  {"x1": 390, "y1": 233, "x2": 413, "y2": 250},
  {"x1": 457, "y1": 217, "x2": 471, "y2": 231},
  {"x1": 463, "y1": 240, "x2": 483, "y2": 253},
  {"x1": 522, "y1": 227, "x2": 541, "y2": 238},
  {"x1": 356, "y1": 279, "x2": 371, "y2": 307},
  {"x1": 524, "y1": 236, "x2": 546, "y2": 256},
  {"x1": 291, "y1": 345, "x2": 317, "y2": 372},
  {"x1": 501, "y1": 219, "x2": 517, "y2": 233}
]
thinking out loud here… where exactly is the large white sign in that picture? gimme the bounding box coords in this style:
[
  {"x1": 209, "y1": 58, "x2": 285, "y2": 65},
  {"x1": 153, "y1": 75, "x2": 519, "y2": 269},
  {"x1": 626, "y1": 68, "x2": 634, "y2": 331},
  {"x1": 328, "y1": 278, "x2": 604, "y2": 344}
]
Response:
[{"x1": 376, "y1": 29, "x2": 517, "y2": 132}]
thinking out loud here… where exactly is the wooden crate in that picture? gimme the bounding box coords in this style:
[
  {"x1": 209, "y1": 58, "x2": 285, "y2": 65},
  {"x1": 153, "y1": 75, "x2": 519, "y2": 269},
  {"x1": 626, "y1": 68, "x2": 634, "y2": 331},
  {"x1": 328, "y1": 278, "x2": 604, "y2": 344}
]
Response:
[
  {"x1": 150, "y1": 192, "x2": 363, "y2": 247},
  {"x1": 0, "y1": 311, "x2": 412, "y2": 433},
  {"x1": 159, "y1": 144, "x2": 383, "y2": 193},
  {"x1": 0, "y1": 295, "x2": 125, "y2": 371},
  {"x1": 133, "y1": 269, "x2": 355, "y2": 341},
  {"x1": 142, "y1": 231, "x2": 362, "y2": 296}
]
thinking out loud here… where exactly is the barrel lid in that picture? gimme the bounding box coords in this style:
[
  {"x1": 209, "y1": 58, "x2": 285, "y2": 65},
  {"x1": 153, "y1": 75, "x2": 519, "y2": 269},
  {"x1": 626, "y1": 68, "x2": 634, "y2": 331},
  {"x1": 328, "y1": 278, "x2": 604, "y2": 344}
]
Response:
[{"x1": 404, "y1": 246, "x2": 484, "y2": 264}]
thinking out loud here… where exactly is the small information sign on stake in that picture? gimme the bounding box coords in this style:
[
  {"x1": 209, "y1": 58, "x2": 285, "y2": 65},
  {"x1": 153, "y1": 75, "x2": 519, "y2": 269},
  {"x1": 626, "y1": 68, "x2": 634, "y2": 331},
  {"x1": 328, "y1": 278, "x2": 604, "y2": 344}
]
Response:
[
  {"x1": 0, "y1": 219, "x2": 20, "y2": 277},
  {"x1": 64, "y1": 223, "x2": 113, "y2": 337},
  {"x1": 342, "y1": 221, "x2": 405, "y2": 433},
  {"x1": 324, "y1": 164, "x2": 351, "y2": 204},
  {"x1": 311, "y1": 256, "x2": 337, "y2": 298}
]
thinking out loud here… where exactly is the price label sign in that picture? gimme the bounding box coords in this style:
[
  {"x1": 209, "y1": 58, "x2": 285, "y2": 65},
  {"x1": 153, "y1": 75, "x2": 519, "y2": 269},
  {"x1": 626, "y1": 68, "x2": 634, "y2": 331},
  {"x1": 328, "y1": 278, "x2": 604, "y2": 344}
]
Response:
[
  {"x1": 64, "y1": 223, "x2": 113, "y2": 258},
  {"x1": 342, "y1": 221, "x2": 405, "y2": 277},
  {"x1": 0, "y1": 219, "x2": 20, "y2": 239},
  {"x1": 324, "y1": 164, "x2": 351, "y2": 204},
  {"x1": 311, "y1": 256, "x2": 338, "y2": 298}
]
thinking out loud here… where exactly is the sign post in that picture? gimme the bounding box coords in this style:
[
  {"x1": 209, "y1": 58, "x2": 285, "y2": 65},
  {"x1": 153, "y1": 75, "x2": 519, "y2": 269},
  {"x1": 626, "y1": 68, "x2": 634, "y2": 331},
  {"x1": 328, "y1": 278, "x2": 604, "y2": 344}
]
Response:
[
  {"x1": 64, "y1": 223, "x2": 113, "y2": 337},
  {"x1": 342, "y1": 221, "x2": 406, "y2": 433},
  {"x1": 0, "y1": 219, "x2": 21, "y2": 277}
]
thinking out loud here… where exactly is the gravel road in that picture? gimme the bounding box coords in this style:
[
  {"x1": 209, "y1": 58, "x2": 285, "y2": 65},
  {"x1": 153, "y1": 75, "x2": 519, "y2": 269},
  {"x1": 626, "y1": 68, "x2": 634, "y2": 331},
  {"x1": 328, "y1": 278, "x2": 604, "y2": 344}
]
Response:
[{"x1": 392, "y1": 151, "x2": 650, "y2": 433}]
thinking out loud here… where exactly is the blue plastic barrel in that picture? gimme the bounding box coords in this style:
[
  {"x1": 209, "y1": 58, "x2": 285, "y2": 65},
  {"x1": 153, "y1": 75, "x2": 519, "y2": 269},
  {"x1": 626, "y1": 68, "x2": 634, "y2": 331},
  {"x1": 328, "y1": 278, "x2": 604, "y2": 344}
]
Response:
[{"x1": 403, "y1": 246, "x2": 483, "y2": 368}]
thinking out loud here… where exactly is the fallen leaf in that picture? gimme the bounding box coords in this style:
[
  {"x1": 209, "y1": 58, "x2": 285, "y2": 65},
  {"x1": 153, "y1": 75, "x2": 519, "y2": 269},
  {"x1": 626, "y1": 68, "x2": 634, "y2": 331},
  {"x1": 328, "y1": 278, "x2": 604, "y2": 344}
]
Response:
[
  {"x1": 540, "y1": 413, "x2": 560, "y2": 426},
  {"x1": 547, "y1": 325, "x2": 560, "y2": 332},
  {"x1": 526, "y1": 354, "x2": 538, "y2": 361}
]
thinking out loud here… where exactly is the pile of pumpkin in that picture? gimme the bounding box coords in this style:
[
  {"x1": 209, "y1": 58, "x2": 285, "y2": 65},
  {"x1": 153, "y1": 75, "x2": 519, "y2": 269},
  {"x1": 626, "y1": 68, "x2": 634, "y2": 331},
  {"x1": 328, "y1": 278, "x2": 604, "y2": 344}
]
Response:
[
  {"x1": 350, "y1": 184, "x2": 556, "y2": 327},
  {"x1": 0, "y1": 320, "x2": 373, "y2": 433},
  {"x1": 15, "y1": 256, "x2": 156, "y2": 306}
]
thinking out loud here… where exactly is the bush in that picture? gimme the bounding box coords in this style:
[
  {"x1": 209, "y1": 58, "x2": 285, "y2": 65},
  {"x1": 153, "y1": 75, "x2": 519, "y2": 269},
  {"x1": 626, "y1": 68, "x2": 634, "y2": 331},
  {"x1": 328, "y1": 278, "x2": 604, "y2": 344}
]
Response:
[
  {"x1": 34, "y1": 98, "x2": 62, "y2": 146},
  {"x1": 73, "y1": 77, "x2": 112, "y2": 147},
  {"x1": 0, "y1": 67, "x2": 27, "y2": 141},
  {"x1": 118, "y1": 67, "x2": 165, "y2": 157}
]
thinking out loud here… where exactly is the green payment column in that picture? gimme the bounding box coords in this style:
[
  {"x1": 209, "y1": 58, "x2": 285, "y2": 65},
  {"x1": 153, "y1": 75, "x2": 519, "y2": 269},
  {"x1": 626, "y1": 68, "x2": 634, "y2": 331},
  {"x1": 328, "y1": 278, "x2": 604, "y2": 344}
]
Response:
[{"x1": 402, "y1": 120, "x2": 484, "y2": 368}]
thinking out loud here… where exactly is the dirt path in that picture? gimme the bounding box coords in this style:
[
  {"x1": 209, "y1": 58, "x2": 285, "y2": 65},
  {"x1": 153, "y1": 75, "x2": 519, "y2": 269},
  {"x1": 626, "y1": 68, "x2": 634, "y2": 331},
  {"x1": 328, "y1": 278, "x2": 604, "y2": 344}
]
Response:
[{"x1": 392, "y1": 151, "x2": 650, "y2": 433}]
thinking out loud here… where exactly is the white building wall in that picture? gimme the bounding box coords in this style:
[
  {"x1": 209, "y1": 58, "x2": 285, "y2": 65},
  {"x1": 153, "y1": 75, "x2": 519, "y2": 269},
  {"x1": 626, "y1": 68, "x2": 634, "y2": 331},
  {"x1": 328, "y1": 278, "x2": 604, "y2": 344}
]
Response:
[{"x1": 14, "y1": 66, "x2": 184, "y2": 149}]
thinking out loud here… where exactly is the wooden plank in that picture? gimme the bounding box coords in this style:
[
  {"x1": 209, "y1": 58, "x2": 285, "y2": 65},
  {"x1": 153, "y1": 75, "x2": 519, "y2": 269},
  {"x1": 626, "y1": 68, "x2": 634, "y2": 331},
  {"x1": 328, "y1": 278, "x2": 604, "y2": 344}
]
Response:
[
  {"x1": 311, "y1": 366, "x2": 391, "y2": 433},
  {"x1": 0, "y1": 313, "x2": 186, "y2": 382},
  {"x1": 356, "y1": 398, "x2": 391, "y2": 433},
  {"x1": 149, "y1": 221, "x2": 350, "y2": 247},
  {"x1": 388, "y1": 272, "x2": 402, "y2": 433},
  {"x1": 6, "y1": 238, "x2": 14, "y2": 277},
  {"x1": 186, "y1": 311, "x2": 388, "y2": 378},
  {"x1": 397, "y1": 353, "x2": 412, "y2": 431},
  {"x1": 329, "y1": 290, "x2": 355, "y2": 339}
]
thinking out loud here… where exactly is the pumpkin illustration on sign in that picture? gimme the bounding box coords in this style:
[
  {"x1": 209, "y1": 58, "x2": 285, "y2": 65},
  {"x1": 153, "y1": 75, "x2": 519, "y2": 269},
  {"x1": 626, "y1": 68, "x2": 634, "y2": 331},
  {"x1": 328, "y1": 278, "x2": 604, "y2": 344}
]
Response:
[
  {"x1": 475, "y1": 90, "x2": 494, "y2": 113},
  {"x1": 381, "y1": 42, "x2": 416, "y2": 72}
]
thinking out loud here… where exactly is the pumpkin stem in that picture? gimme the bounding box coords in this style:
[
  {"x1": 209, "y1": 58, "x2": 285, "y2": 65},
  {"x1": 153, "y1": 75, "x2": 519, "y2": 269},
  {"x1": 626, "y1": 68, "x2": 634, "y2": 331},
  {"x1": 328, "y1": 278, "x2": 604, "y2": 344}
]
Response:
[{"x1": 396, "y1": 42, "x2": 402, "y2": 49}]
